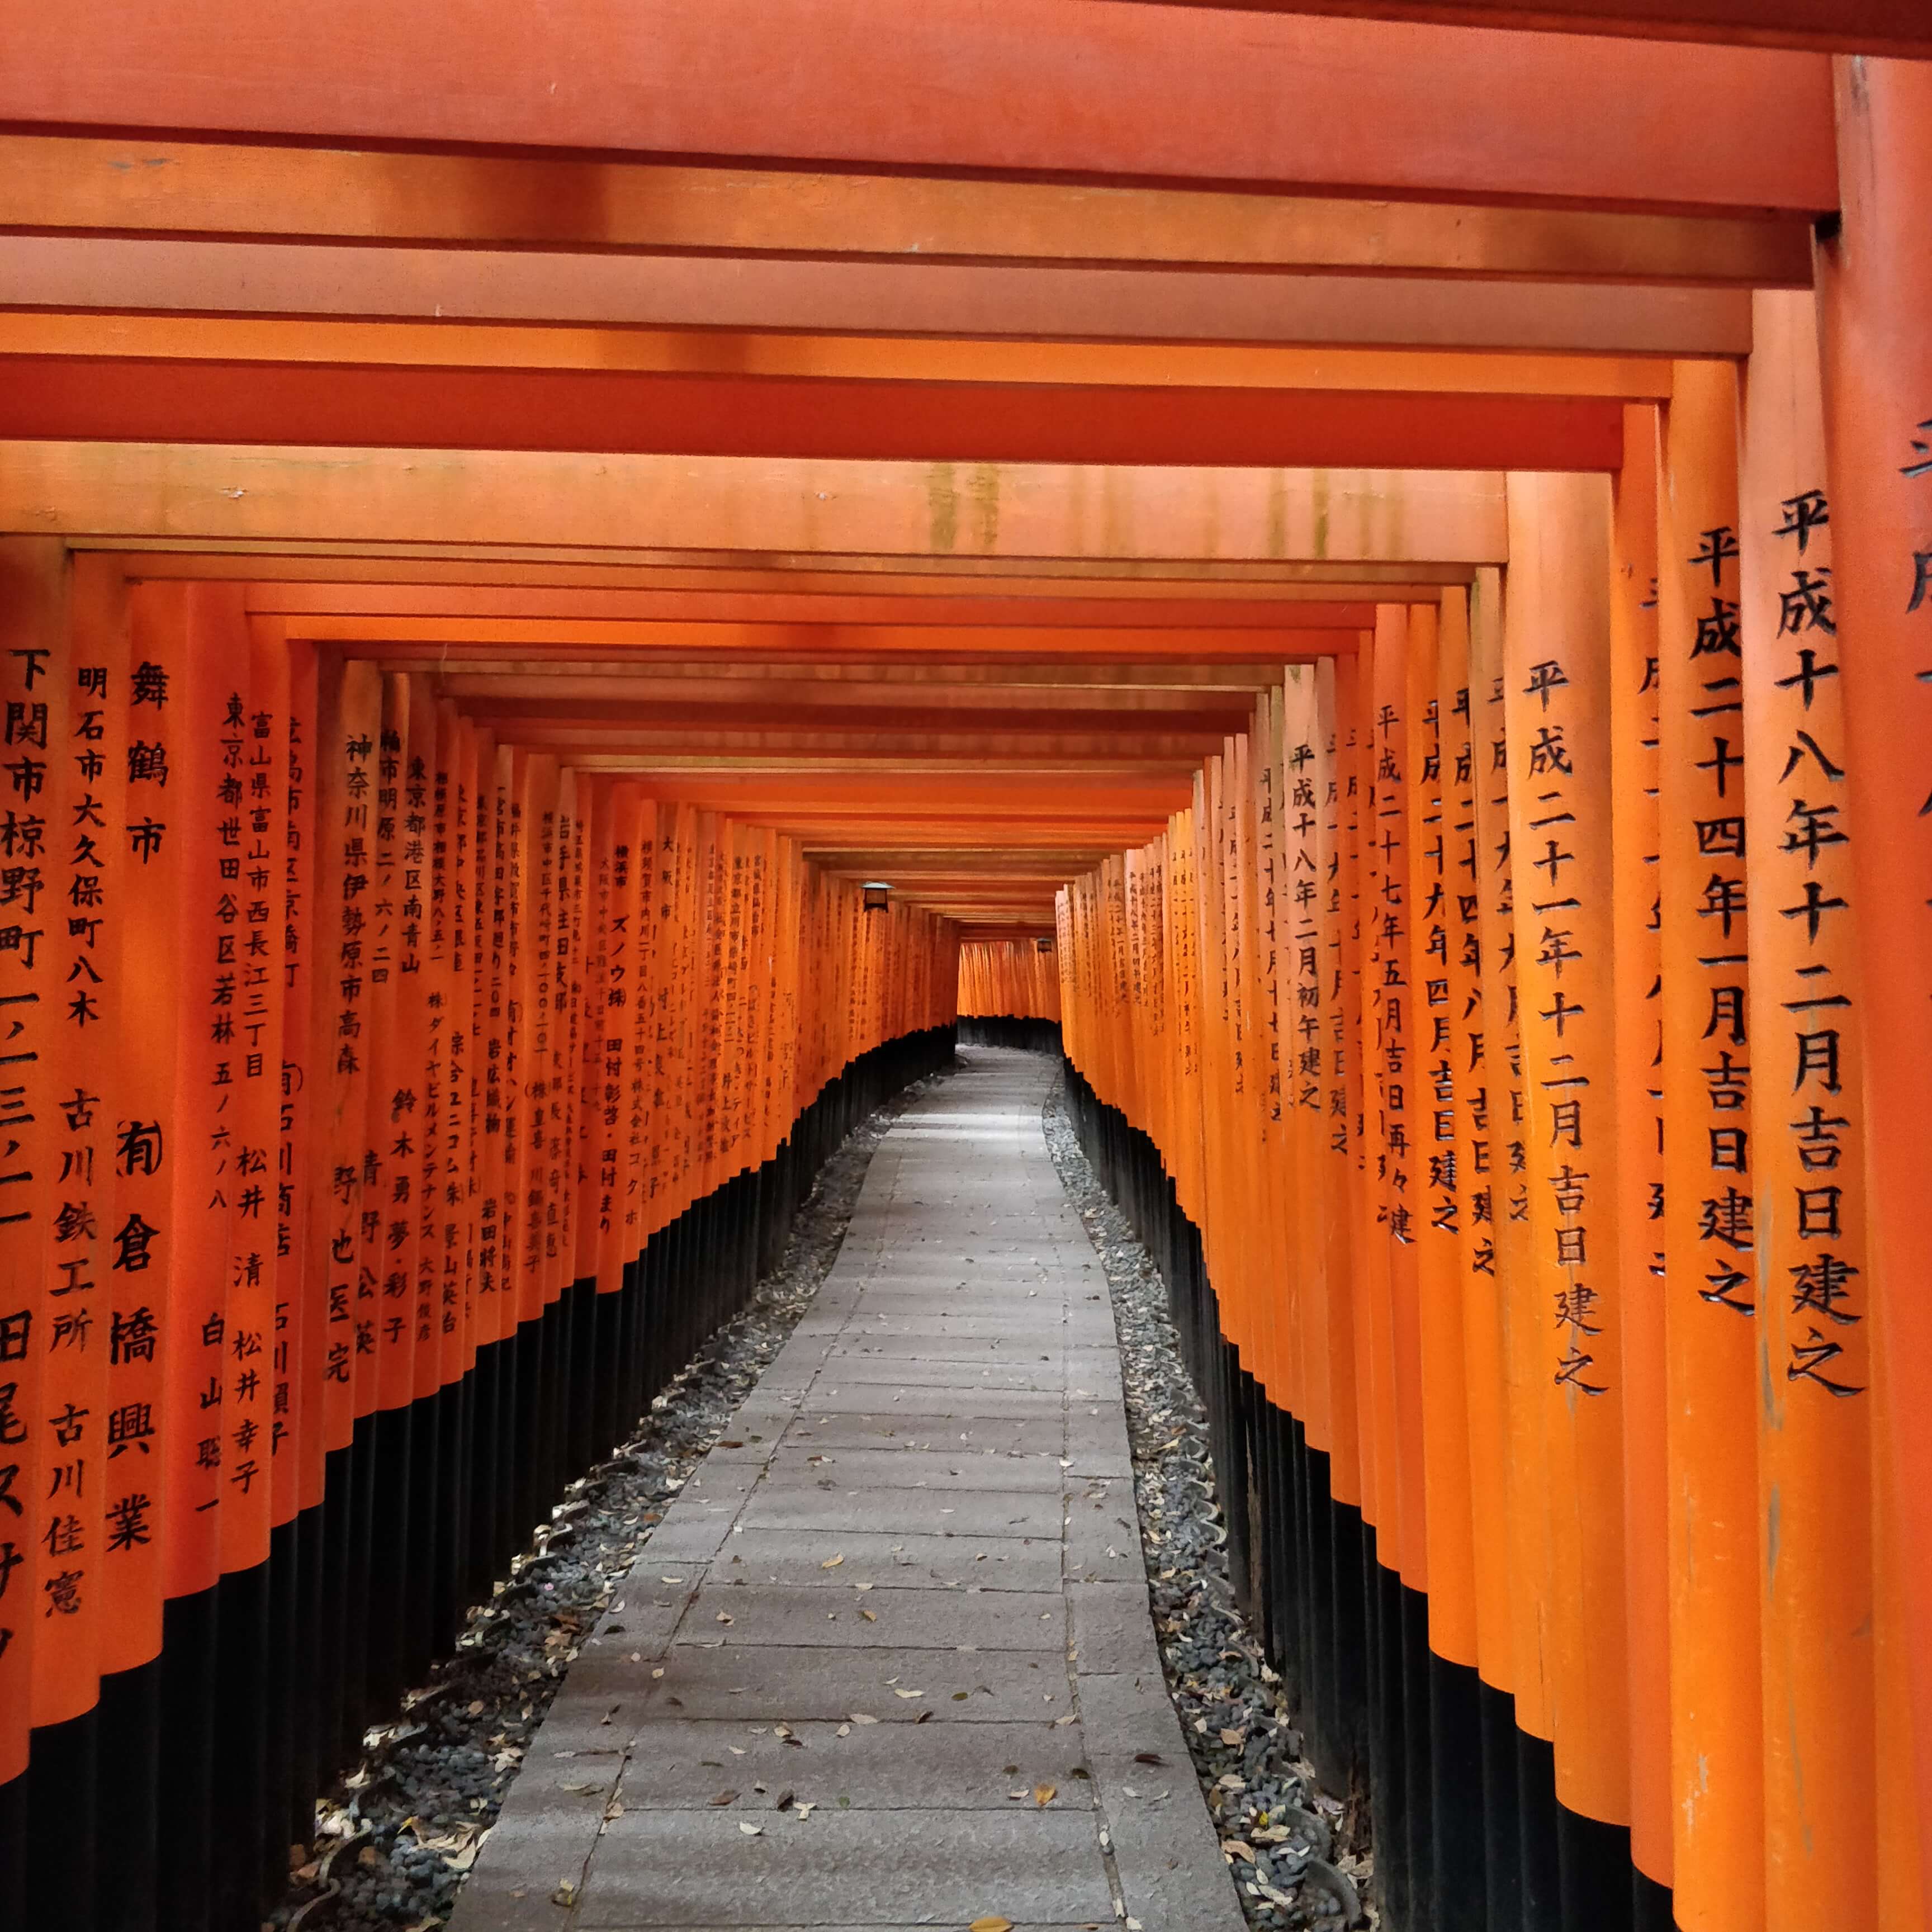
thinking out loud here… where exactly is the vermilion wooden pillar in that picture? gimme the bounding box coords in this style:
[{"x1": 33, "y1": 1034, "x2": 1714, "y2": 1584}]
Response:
[
  {"x1": 1815, "y1": 52, "x2": 1932, "y2": 1915},
  {"x1": 1503, "y1": 471, "x2": 1632, "y2": 1846},
  {"x1": 1739, "y1": 287, "x2": 1877, "y2": 1932},
  {"x1": 1609, "y1": 404, "x2": 1672, "y2": 1900},
  {"x1": 1408, "y1": 604, "x2": 1479, "y2": 1679},
  {"x1": 1441, "y1": 587, "x2": 1514, "y2": 1707},
  {"x1": 1469, "y1": 572, "x2": 1550, "y2": 1751},
  {"x1": 1658, "y1": 359, "x2": 1763, "y2": 1932}
]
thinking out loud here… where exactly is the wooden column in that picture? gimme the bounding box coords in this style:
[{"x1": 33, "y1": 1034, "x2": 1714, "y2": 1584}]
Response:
[
  {"x1": 1408, "y1": 603, "x2": 1479, "y2": 1673},
  {"x1": 1470, "y1": 568, "x2": 1551, "y2": 1757},
  {"x1": 1815, "y1": 53, "x2": 1932, "y2": 1904},
  {"x1": 1503, "y1": 472, "x2": 1631, "y2": 1835},
  {"x1": 0, "y1": 540, "x2": 66, "y2": 1778},
  {"x1": 1740, "y1": 285, "x2": 1877, "y2": 1932},
  {"x1": 99, "y1": 569, "x2": 169, "y2": 1701},
  {"x1": 1609, "y1": 402, "x2": 1672, "y2": 1897},
  {"x1": 1439, "y1": 587, "x2": 1514, "y2": 1703},
  {"x1": 1658, "y1": 357, "x2": 1763, "y2": 1932}
]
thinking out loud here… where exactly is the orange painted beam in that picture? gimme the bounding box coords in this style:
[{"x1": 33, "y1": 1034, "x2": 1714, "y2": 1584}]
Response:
[
  {"x1": 0, "y1": 315, "x2": 1688, "y2": 399},
  {"x1": 0, "y1": 139, "x2": 1809, "y2": 287},
  {"x1": 97, "y1": 555, "x2": 1449, "y2": 608},
  {"x1": 0, "y1": 359, "x2": 1627, "y2": 471},
  {"x1": 808, "y1": 850, "x2": 1110, "y2": 869},
  {"x1": 118, "y1": 554, "x2": 1460, "y2": 600},
  {"x1": 412, "y1": 663, "x2": 1287, "y2": 692},
  {"x1": 2, "y1": 443, "x2": 1509, "y2": 561},
  {"x1": 443, "y1": 685, "x2": 1275, "y2": 723},
  {"x1": 1100, "y1": 0, "x2": 1932, "y2": 56},
  {"x1": 292, "y1": 618, "x2": 1367, "y2": 661},
  {"x1": 240, "y1": 584, "x2": 1375, "y2": 628},
  {"x1": 617, "y1": 783, "x2": 1186, "y2": 814},
  {"x1": 481, "y1": 717, "x2": 1245, "y2": 749},
  {"x1": 433, "y1": 665, "x2": 1277, "y2": 692},
  {"x1": 949, "y1": 928, "x2": 1059, "y2": 941},
  {"x1": 0, "y1": 239, "x2": 1759, "y2": 357},
  {"x1": 0, "y1": 0, "x2": 1834, "y2": 211}
]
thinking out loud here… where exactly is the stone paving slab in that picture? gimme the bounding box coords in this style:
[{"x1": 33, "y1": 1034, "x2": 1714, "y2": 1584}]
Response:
[
  {"x1": 760, "y1": 1448, "x2": 1068, "y2": 1492},
  {"x1": 735, "y1": 1487, "x2": 1063, "y2": 1540},
  {"x1": 797, "y1": 1393, "x2": 1071, "y2": 1424},
  {"x1": 789, "y1": 1415, "x2": 1066, "y2": 1455},
  {"x1": 690, "y1": 1581, "x2": 1067, "y2": 1650},
  {"x1": 622, "y1": 1643, "x2": 1079, "y2": 1725},
  {"x1": 579, "y1": 1811, "x2": 1117, "y2": 1927},
  {"x1": 814, "y1": 1357, "x2": 1066, "y2": 1390},
  {"x1": 452, "y1": 1049, "x2": 1242, "y2": 1932},
  {"x1": 700, "y1": 1530, "x2": 1064, "y2": 1592},
  {"x1": 608, "y1": 1718, "x2": 1098, "y2": 1810}
]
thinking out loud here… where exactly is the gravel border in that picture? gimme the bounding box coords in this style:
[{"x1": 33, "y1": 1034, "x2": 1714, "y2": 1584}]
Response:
[
  {"x1": 1041, "y1": 1078, "x2": 1376, "y2": 1932},
  {"x1": 270, "y1": 1065, "x2": 955, "y2": 1932}
]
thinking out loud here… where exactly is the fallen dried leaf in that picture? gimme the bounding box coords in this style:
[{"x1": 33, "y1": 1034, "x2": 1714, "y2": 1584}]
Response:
[
  {"x1": 737, "y1": 1822, "x2": 763, "y2": 1837},
  {"x1": 892, "y1": 1688, "x2": 922, "y2": 1699},
  {"x1": 850, "y1": 1713, "x2": 879, "y2": 1725},
  {"x1": 970, "y1": 1919, "x2": 1015, "y2": 1932},
  {"x1": 710, "y1": 1791, "x2": 738, "y2": 1806},
  {"x1": 1221, "y1": 1839, "x2": 1255, "y2": 1862},
  {"x1": 1033, "y1": 1782, "x2": 1057, "y2": 1807},
  {"x1": 551, "y1": 1879, "x2": 579, "y2": 1907},
  {"x1": 1219, "y1": 1729, "x2": 1245, "y2": 1747},
  {"x1": 820, "y1": 1554, "x2": 844, "y2": 1570},
  {"x1": 1133, "y1": 1751, "x2": 1166, "y2": 1766}
]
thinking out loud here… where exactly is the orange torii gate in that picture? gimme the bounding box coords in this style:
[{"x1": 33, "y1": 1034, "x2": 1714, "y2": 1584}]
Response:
[
  {"x1": 1055, "y1": 278, "x2": 1932, "y2": 1932},
  {"x1": 3, "y1": 7, "x2": 1932, "y2": 1932}
]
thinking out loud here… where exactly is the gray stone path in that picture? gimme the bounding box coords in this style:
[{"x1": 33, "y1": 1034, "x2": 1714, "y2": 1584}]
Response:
[{"x1": 452, "y1": 1048, "x2": 1246, "y2": 1932}]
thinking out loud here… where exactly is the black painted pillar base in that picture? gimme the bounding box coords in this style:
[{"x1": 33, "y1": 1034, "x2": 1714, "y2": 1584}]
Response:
[
  {"x1": 7, "y1": 1026, "x2": 954, "y2": 1932},
  {"x1": 1056, "y1": 1054, "x2": 1675, "y2": 1932}
]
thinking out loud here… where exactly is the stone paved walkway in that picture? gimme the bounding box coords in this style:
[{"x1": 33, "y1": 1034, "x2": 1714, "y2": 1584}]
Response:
[{"x1": 452, "y1": 1047, "x2": 1246, "y2": 1932}]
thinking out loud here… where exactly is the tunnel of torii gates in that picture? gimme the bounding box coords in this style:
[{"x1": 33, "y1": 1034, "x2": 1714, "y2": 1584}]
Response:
[{"x1": 6, "y1": 7, "x2": 1932, "y2": 1932}]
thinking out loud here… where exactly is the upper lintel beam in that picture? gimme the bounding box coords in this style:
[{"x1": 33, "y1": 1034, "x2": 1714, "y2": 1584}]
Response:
[
  {"x1": 0, "y1": 1, "x2": 1834, "y2": 212},
  {"x1": 0, "y1": 316, "x2": 1687, "y2": 400},
  {"x1": 0, "y1": 240, "x2": 1757, "y2": 358},
  {"x1": 1098, "y1": 0, "x2": 1931, "y2": 58},
  {"x1": 0, "y1": 442, "x2": 1509, "y2": 562},
  {"x1": 0, "y1": 136, "x2": 1812, "y2": 284},
  {"x1": 0, "y1": 358, "x2": 1625, "y2": 472}
]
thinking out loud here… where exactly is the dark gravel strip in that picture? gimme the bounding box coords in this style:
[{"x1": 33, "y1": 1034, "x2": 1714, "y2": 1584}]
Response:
[
  {"x1": 270, "y1": 1065, "x2": 954, "y2": 1932},
  {"x1": 1041, "y1": 1079, "x2": 1375, "y2": 1932}
]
